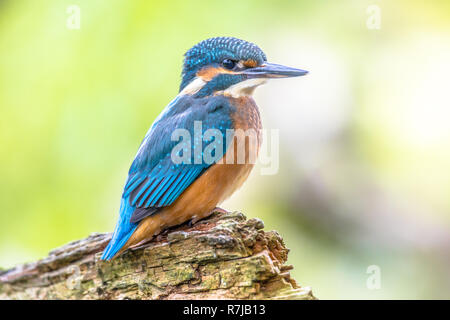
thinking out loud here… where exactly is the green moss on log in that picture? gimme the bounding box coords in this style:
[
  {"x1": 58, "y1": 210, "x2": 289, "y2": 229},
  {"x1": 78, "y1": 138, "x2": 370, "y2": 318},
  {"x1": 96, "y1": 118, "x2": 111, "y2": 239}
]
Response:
[{"x1": 0, "y1": 211, "x2": 316, "y2": 300}]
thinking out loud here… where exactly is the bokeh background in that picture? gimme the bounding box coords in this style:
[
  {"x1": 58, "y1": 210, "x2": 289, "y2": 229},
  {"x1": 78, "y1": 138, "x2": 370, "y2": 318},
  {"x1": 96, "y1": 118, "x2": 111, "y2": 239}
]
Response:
[{"x1": 1, "y1": 0, "x2": 449, "y2": 299}]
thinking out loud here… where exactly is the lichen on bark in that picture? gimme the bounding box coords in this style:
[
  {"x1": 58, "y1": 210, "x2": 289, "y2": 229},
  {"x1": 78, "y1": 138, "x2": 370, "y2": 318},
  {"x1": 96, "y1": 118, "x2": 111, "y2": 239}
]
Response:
[{"x1": 0, "y1": 211, "x2": 316, "y2": 300}]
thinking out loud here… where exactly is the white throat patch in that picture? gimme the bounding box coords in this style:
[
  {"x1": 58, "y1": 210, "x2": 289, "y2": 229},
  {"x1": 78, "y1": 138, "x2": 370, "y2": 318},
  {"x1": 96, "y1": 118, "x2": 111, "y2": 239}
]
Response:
[
  {"x1": 179, "y1": 76, "x2": 267, "y2": 98},
  {"x1": 179, "y1": 77, "x2": 206, "y2": 95},
  {"x1": 221, "y1": 78, "x2": 267, "y2": 98}
]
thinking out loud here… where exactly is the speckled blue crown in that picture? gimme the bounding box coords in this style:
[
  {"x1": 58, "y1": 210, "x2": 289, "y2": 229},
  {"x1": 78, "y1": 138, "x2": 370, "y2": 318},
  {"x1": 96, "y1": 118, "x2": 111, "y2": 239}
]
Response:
[{"x1": 180, "y1": 37, "x2": 267, "y2": 91}]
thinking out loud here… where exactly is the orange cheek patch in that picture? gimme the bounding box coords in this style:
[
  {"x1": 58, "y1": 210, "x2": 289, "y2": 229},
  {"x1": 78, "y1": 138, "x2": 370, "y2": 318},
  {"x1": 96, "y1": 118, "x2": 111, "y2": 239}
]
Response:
[
  {"x1": 197, "y1": 67, "x2": 221, "y2": 81},
  {"x1": 243, "y1": 59, "x2": 258, "y2": 68},
  {"x1": 197, "y1": 66, "x2": 236, "y2": 81}
]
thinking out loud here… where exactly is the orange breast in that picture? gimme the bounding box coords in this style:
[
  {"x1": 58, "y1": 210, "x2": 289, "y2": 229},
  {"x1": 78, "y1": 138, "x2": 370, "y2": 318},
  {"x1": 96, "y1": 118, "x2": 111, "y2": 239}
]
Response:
[{"x1": 119, "y1": 96, "x2": 262, "y2": 256}]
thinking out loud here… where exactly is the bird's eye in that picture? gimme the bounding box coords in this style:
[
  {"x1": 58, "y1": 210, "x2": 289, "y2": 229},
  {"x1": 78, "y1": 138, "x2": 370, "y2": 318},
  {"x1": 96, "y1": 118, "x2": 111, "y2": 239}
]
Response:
[{"x1": 222, "y1": 59, "x2": 236, "y2": 70}]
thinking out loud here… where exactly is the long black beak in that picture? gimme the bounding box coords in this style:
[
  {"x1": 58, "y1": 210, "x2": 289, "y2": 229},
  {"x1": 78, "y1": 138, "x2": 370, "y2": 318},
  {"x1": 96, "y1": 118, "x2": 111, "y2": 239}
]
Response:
[{"x1": 243, "y1": 62, "x2": 308, "y2": 79}]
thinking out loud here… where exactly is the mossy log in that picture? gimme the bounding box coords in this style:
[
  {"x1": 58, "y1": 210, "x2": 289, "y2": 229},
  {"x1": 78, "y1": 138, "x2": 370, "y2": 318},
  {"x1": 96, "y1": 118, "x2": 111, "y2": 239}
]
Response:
[{"x1": 0, "y1": 211, "x2": 316, "y2": 300}]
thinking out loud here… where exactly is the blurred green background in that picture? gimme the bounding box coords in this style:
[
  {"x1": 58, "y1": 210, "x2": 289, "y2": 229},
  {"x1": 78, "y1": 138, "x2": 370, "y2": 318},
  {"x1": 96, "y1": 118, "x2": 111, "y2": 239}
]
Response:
[{"x1": 1, "y1": 0, "x2": 449, "y2": 299}]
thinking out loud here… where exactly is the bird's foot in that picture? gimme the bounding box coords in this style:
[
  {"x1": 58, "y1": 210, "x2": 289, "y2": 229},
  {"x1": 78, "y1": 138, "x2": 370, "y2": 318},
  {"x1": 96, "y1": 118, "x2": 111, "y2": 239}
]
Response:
[
  {"x1": 211, "y1": 206, "x2": 229, "y2": 215},
  {"x1": 129, "y1": 237, "x2": 154, "y2": 251},
  {"x1": 188, "y1": 207, "x2": 230, "y2": 226}
]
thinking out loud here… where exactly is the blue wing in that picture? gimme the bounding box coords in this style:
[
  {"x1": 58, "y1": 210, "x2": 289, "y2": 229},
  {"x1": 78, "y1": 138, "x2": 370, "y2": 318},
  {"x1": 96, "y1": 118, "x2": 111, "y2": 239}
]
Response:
[{"x1": 102, "y1": 95, "x2": 234, "y2": 260}]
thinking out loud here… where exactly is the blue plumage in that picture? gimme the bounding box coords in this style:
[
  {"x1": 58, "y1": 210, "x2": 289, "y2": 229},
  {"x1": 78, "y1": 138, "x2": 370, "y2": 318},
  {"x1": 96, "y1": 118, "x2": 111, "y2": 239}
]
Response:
[
  {"x1": 101, "y1": 94, "x2": 235, "y2": 260},
  {"x1": 180, "y1": 37, "x2": 267, "y2": 91},
  {"x1": 102, "y1": 37, "x2": 307, "y2": 260},
  {"x1": 101, "y1": 198, "x2": 137, "y2": 260}
]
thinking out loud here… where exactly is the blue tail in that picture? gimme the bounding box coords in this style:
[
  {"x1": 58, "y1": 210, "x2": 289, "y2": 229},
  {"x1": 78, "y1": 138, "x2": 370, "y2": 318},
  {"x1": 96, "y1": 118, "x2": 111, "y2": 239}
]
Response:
[{"x1": 101, "y1": 198, "x2": 138, "y2": 260}]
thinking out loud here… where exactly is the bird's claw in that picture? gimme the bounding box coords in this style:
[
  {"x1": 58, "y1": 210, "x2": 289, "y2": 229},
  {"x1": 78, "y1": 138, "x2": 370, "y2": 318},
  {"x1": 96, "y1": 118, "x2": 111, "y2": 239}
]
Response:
[{"x1": 188, "y1": 207, "x2": 229, "y2": 227}]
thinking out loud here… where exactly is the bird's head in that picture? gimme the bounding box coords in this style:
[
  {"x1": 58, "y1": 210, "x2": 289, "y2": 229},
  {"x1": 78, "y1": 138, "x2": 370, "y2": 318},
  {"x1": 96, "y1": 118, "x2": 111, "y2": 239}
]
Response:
[{"x1": 179, "y1": 37, "x2": 308, "y2": 98}]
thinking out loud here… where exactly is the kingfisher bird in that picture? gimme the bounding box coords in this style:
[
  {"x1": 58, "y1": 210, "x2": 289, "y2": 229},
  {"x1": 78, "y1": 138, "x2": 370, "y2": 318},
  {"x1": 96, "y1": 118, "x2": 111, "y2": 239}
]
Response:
[{"x1": 101, "y1": 37, "x2": 308, "y2": 260}]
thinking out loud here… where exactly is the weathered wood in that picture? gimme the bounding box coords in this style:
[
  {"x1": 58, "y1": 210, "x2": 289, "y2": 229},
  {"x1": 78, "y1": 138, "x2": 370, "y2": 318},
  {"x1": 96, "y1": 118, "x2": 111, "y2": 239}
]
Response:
[{"x1": 0, "y1": 211, "x2": 316, "y2": 300}]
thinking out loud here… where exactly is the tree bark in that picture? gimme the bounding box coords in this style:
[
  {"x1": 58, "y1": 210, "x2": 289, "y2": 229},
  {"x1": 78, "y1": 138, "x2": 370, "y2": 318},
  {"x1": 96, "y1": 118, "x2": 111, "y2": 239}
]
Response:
[{"x1": 0, "y1": 211, "x2": 316, "y2": 300}]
